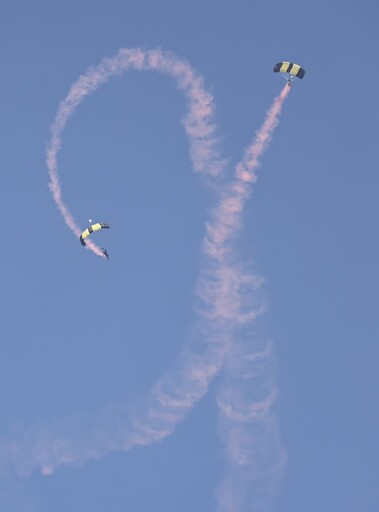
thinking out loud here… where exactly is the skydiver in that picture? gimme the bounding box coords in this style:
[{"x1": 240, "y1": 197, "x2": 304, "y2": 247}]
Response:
[{"x1": 101, "y1": 248, "x2": 110, "y2": 259}]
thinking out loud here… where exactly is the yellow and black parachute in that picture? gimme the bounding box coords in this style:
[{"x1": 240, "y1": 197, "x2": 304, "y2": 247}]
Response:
[
  {"x1": 79, "y1": 223, "x2": 110, "y2": 246},
  {"x1": 273, "y1": 62, "x2": 305, "y2": 80}
]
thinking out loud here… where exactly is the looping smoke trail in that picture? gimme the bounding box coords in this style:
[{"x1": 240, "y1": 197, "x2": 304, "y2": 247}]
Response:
[
  {"x1": 2, "y1": 48, "x2": 232, "y2": 477},
  {"x1": 5, "y1": 47, "x2": 291, "y2": 512},
  {"x1": 46, "y1": 48, "x2": 225, "y2": 257}
]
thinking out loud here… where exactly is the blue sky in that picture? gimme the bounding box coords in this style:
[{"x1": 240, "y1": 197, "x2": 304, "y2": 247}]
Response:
[{"x1": 0, "y1": 0, "x2": 378, "y2": 510}]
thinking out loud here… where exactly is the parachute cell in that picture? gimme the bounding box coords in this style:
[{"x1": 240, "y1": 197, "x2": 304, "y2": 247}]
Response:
[{"x1": 79, "y1": 223, "x2": 110, "y2": 246}]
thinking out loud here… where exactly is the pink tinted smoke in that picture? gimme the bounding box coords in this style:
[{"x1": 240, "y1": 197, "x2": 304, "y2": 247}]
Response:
[{"x1": 46, "y1": 48, "x2": 224, "y2": 258}]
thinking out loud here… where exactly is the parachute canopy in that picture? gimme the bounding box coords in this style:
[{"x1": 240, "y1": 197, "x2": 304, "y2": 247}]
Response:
[
  {"x1": 273, "y1": 62, "x2": 305, "y2": 80},
  {"x1": 80, "y1": 223, "x2": 110, "y2": 246}
]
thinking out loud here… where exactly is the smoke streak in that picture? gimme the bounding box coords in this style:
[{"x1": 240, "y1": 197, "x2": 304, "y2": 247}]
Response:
[
  {"x1": 5, "y1": 48, "x2": 290, "y2": 511},
  {"x1": 3, "y1": 48, "x2": 229, "y2": 476},
  {"x1": 46, "y1": 48, "x2": 224, "y2": 257},
  {"x1": 214, "y1": 85, "x2": 290, "y2": 511}
]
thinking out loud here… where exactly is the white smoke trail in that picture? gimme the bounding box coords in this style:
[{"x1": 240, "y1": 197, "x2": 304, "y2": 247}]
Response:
[
  {"x1": 3, "y1": 48, "x2": 290, "y2": 512},
  {"x1": 46, "y1": 48, "x2": 225, "y2": 257},
  {"x1": 214, "y1": 85, "x2": 290, "y2": 511},
  {"x1": 2, "y1": 48, "x2": 231, "y2": 477}
]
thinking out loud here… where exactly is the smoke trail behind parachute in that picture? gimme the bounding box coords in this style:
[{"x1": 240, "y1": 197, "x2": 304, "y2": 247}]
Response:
[{"x1": 4, "y1": 50, "x2": 293, "y2": 512}]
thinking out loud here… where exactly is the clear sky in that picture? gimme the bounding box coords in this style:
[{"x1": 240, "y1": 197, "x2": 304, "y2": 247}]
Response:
[{"x1": 0, "y1": 0, "x2": 378, "y2": 510}]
